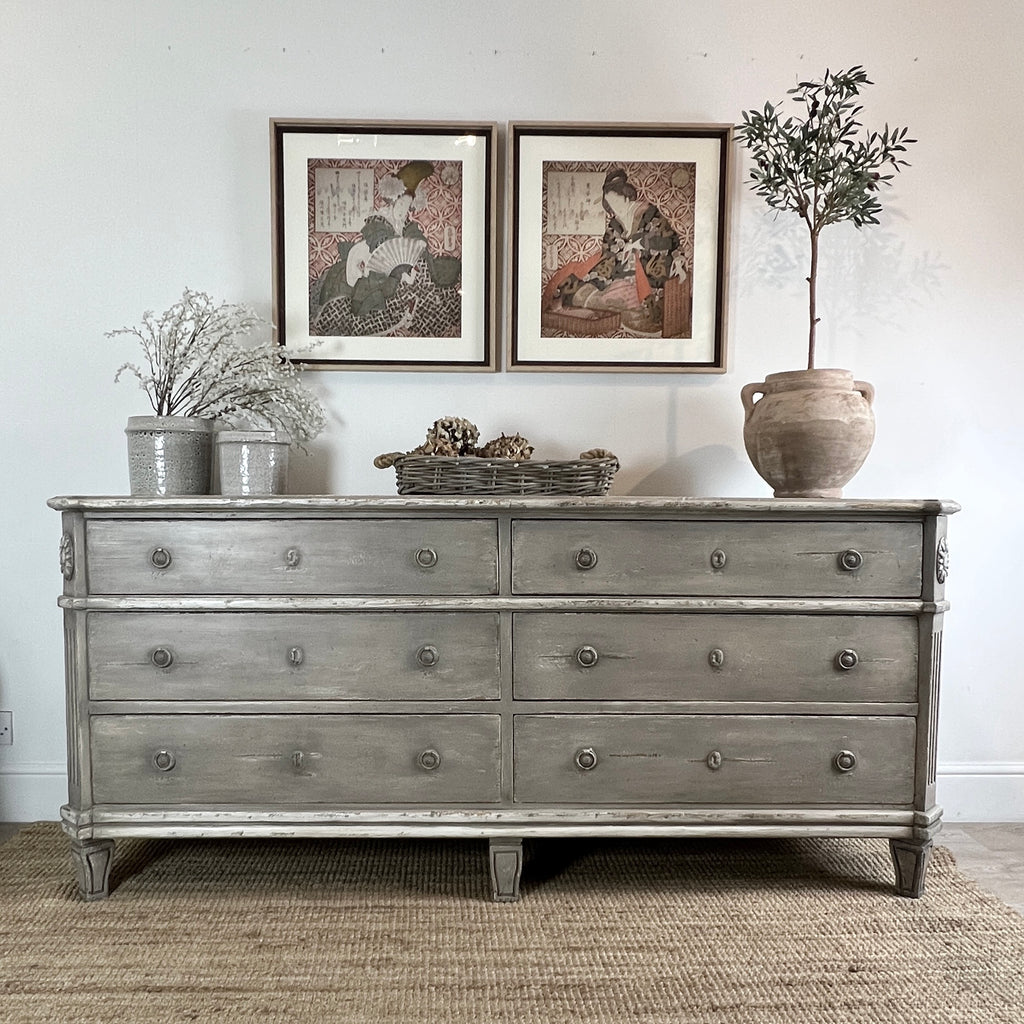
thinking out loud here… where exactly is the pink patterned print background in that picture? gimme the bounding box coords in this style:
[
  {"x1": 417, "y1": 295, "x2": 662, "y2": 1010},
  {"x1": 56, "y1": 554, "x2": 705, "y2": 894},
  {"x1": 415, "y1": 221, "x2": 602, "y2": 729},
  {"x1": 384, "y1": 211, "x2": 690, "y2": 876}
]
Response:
[
  {"x1": 307, "y1": 158, "x2": 463, "y2": 282},
  {"x1": 541, "y1": 160, "x2": 696, "y2": 294}
]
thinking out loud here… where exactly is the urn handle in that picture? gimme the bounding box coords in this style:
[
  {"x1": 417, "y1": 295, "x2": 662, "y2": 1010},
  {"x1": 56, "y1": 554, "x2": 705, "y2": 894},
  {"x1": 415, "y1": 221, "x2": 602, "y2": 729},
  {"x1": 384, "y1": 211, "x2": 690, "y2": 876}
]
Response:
[
  {"x1": 740, "y1": 381, "x2": 766, "y2": 423},
  {"x1": 854, "y1": 380, "x2": 875, "y2": 406}
]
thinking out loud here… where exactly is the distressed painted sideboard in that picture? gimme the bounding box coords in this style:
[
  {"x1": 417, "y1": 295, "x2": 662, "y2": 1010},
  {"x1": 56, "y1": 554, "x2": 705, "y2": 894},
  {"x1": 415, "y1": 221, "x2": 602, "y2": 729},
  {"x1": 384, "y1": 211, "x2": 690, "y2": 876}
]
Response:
[{"x1": 50, "y1": 495, "x2": 957, "y2": 901}]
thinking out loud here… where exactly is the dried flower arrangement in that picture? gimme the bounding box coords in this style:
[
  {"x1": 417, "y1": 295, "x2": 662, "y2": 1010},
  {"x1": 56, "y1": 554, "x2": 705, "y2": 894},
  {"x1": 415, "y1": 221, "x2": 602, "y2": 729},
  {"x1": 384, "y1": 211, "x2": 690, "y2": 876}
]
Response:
[{"x1": 109, "y1": 288, "x2": 326, "y2": 449}]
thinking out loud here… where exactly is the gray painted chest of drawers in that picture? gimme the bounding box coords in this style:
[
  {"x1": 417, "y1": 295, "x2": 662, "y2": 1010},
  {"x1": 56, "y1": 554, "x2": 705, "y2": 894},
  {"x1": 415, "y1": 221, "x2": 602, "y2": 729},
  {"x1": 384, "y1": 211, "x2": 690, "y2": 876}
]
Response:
[{"x1": 50, "y1": 495, "x2": 957, "y2": 901}]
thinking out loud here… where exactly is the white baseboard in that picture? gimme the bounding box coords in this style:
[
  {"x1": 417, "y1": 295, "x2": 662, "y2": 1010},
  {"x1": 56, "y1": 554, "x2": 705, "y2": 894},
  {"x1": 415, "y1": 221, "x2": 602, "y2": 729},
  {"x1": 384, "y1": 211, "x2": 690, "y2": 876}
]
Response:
[
  {"x1": 0, "y1": 763, "x2": 67, "y2": 822},
  {"x1": 937, "y1": 764, "x2": 1024, "y2": 822},
  {"x1": 2, "y1": 762, "x2": 1022, "y2": 824}
]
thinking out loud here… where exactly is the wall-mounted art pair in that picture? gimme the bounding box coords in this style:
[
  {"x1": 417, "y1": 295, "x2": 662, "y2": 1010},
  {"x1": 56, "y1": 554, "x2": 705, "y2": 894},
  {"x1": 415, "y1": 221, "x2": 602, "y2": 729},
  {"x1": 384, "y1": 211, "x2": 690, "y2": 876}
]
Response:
[{"x1": 270, "y1": 119, "x2": 731, "y2": 373}]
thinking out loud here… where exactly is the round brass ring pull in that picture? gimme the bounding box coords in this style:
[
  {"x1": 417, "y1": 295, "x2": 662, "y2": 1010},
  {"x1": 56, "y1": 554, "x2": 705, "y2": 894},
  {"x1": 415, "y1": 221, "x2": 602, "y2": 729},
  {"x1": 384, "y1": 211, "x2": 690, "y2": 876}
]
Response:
[
  {"x1": 574, "y1": 747, "x2": 598, "y2": 771},
  {"x1": 838, "y1": 549, "x2": 863, "y2": 571},
  {"x1": 574, "y1": 547, "x2": 598, "y2": 570},
  {"x1": 151, "y1": 647, "x2": 174, "y2": 669},
  {"x1": 150, "y1": 547, "x2": 172, "y2": 569},
  {"x1": 418, "y1": 749, "x2": 442, "y2": 771},
  {"x1": 835, "y1": 649, "x2": 859, "y2": 671},
  {"x1": 417, "y1": 645, "x2": 440, "y2": 668},
  {"x1": 415, "y1": 547, "x2": 438, "y2": 568}
]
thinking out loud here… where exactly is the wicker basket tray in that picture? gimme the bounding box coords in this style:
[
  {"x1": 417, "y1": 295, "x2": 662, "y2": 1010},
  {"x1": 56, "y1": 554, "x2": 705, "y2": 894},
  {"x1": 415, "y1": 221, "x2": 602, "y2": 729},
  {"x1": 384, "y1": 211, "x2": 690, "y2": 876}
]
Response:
[{"x1": 373, "y1": 450, "x2": 619, "y2": 496}]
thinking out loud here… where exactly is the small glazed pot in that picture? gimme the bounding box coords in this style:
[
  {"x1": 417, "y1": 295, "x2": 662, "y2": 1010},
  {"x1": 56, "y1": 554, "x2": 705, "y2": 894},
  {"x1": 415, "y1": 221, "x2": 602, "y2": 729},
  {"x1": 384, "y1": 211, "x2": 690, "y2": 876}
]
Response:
[
  {"x1": 125, "y1": 416, "x2": 215, "y2": 496},
  {"x1": 740, "y1": 369, "x2": 876, "y2": 498},
  {"x1": 216, "y1": 430, "x2": 290, "y2": 495}
]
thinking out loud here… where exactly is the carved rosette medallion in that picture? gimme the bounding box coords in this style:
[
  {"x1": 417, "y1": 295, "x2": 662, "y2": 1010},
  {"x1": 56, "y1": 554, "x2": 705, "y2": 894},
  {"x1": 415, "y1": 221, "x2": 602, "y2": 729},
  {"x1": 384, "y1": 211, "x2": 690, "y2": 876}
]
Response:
[
  {"x1": 59, "y1": 532, "x2": 75, "y2": 580},
  {"x1": 936, "y1": 537, "x2": 950, "y2": 585}
]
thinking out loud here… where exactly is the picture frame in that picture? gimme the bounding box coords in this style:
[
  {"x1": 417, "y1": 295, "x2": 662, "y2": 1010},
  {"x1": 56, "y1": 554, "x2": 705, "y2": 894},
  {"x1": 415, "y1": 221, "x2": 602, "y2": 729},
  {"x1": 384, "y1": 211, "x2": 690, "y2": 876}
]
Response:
[
  {"x1": 509, "y1": 122, "x2": 732, "y2": 373},
  {"x1": 271, "y1": 119, "x2": 498, "y2": 371}
]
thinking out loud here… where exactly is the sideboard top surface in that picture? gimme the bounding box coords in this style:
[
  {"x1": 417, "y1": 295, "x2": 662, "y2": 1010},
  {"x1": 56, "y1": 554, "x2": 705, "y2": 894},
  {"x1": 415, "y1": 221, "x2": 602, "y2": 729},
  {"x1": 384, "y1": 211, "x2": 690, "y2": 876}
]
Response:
[{"x1": 48, "y1": 495, "x2": 961, "y2": 517}]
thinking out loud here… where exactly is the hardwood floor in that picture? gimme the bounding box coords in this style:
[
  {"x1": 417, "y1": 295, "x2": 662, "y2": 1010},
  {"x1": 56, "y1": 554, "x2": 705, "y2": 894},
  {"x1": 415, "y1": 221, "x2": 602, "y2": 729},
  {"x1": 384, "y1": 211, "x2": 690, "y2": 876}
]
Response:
[
  {"x1": 2, "y1": 823, "x2": 1021, "y2": 913},
  {"x1": 940, "y1": 823, "x2": 1024, "y2": 914}
]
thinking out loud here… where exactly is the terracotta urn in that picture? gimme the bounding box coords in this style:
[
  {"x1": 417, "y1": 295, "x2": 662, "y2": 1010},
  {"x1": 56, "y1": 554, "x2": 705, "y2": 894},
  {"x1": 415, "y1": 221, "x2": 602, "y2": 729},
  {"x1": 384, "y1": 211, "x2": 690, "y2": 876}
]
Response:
[{"x1": 740, "y1": 369, "x2": 876, "y2": 498}]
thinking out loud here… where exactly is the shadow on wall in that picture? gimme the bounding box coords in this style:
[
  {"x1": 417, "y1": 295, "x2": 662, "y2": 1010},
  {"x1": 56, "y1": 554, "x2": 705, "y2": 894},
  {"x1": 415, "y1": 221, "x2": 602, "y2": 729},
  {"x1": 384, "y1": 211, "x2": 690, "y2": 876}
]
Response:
[
  {"x1": 737, "y1": 205, "x2": 946, "y2": 364},
  {"x1": 287, "y1": 447, "x2": 336, "y2": 495},
  {"x1": 625, "y1": 444, "x2": 751, "y2": 497}
]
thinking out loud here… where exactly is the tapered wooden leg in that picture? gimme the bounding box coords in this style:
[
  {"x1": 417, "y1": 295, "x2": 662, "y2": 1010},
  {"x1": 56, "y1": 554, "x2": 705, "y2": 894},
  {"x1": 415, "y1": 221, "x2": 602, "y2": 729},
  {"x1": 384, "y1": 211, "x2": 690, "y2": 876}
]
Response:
[
  {"x1": 70, "y1": 838, "x2": 115, "y2": 901},
  {"x1": 489, "y1": 838, "x2": 523, "y2": 902},
  {"x1": 889, "y1": 837, "x2": 933, "y2": 898}
]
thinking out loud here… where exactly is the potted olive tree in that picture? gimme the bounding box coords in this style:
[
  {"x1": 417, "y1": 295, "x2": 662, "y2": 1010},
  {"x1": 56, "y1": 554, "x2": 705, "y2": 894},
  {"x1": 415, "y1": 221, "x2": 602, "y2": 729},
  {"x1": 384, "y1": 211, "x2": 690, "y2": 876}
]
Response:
[
  {"x1": 111, "y1": 289, "x2": 325, "y2": 495},
  {"x1": 735, "y1": 66, "x2": 915, "y2": 497}
]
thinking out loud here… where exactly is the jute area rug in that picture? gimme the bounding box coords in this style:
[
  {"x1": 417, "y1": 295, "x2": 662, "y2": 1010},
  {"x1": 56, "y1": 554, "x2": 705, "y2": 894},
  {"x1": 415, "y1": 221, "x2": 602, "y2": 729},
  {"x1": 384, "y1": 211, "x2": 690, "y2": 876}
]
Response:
[{"x1": 2, "y1": 824, "x2": 1023, "y2": 1023}]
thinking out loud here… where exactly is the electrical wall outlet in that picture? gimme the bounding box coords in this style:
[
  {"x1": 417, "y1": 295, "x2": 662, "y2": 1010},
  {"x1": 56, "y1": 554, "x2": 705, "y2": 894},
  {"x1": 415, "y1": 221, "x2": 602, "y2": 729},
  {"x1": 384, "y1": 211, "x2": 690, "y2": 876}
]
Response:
[{"x1": 0, "y1": 712, "x2": 12, "y2": 745}]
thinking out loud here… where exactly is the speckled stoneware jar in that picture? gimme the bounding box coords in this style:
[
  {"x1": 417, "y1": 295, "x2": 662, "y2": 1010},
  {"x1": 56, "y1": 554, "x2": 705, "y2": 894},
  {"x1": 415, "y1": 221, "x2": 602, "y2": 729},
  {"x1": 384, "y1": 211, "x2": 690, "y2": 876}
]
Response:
[
  {"x1": 216, "y1": 430, "x2": 290, "y2": 495},
  {"x1": 740, "y1": 369, "x2": 876, "y2": 498},
  {"x1": 125, "y1": 416, "x2": 215, "y2": 496}
]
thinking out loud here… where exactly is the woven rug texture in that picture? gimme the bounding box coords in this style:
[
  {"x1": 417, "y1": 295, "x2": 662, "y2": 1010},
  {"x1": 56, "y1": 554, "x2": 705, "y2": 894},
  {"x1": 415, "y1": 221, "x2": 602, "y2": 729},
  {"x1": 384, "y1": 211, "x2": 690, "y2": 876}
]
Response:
[{"x1": 1, "y1": 823, "x2": 1022, "y2": 1023}]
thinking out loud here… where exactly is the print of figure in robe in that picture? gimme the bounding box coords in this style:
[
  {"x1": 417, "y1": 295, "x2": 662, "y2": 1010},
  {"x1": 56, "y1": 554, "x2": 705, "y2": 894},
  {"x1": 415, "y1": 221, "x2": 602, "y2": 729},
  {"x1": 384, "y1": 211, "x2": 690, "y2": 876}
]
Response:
[
  {"x1": 543, "y1": 166, "x2": 690, "y2": 338},
  {"x1": 309, "y1": 159, "x2": 463, "y2": 339}
]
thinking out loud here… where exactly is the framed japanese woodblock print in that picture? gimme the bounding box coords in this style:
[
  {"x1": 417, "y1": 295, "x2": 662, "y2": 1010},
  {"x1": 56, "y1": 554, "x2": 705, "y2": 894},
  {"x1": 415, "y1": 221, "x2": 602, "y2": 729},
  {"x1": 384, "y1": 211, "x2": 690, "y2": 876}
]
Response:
[
  {"x1": 509, "y1": 123, "x2": 731, "y2": 372},
  {"x1": 271, "y1": 119, "x2": 498, "y2": 370}
]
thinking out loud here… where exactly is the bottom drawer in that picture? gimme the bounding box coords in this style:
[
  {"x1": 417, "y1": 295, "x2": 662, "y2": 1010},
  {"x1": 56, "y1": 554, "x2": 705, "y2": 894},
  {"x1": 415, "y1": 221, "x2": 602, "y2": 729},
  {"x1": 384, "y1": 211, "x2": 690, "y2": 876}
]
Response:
[
  {"x1": 91, "y1": 714, "x2": 501, "y2": 805},
  {"x1": 513, "y1": 714, "x2": 915, "y2": 806}
]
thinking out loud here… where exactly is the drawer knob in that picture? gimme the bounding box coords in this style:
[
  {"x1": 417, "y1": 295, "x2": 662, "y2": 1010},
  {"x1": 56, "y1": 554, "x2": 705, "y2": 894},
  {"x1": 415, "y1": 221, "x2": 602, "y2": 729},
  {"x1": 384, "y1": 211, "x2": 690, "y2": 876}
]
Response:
[
  {"x1": 152, "y1": 749, "x2": 176, "y2": 772},
  {"x1": 710, "y1": 548, "x2": 727, "y2": 570},
  {"x1": 574, "y1": 547, "x2": 599, "y2": 571},
  {"x1": 706, "y1": 750, "x2": 723, "y2": 770},
  {"x1": 575, "y1": 645, "x2": 599, "y2": 668},
  {"x1": 416, "y1": 645, "x2": 440, "y2": 668},
  {"x1": 838, "y1": 549, "x2": 864, "y2": 572},
  {"x1": 574, "y1": 747, "x2": 598, "y2": 771},
  {"x1": 835, "y1": 649, "x2": 859, "y2": 671},
  {"x1": 415, "y1": 547, "x2": 439, "y2": 569},
  {"x1": 708, "y1": 648, "x2": 725, "y2": 669},
  {"x1": 418, "y1": 748, "x2": 442, "y2": 771},
  {"x1": 150, "y1": 547, "x2": 172, "y2": 570},
  {"x1": 288, "y1": 646, "x2": 305, "y2": 667},
  {"x1": 291, "y1": 750, "x2": 306, "y2": 771},
  {"x1": 150, "y1": 647, "x2": 174, "y2": 669},
  {"x1": 284, "y1": 548, "x2": 302, "y2": 568},
  {"x1": 833, "y1": 750, "x2": 858, "y2": 773}
]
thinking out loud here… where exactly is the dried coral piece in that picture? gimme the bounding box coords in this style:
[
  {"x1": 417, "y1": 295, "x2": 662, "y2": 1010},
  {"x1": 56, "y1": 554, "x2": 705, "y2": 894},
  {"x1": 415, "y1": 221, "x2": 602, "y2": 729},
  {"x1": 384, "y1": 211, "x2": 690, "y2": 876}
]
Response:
[
  {"x1": 479, "y1": 432, "x2": 534, "y2": 461},
  {"x1": 411, "y1": 437, "x2": 460, "y2": 457},
  {"x1": 425, "y1": 416, "x2": 480, "y2": 456}
]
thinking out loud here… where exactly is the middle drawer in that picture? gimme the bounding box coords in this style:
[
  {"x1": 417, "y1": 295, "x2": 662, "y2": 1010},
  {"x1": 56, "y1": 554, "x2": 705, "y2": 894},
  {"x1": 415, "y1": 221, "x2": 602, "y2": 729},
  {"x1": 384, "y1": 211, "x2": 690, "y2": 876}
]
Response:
[
  {"x1": 88, "y1": 612, "x2": 500, "y2": 701},
  {"x1": 513, "y1": 612, "x2": 918, "y2": 703}
]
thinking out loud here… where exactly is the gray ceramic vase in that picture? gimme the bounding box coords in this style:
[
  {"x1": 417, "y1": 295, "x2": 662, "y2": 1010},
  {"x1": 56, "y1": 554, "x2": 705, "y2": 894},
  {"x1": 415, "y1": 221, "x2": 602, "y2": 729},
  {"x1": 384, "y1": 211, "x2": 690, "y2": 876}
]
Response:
[
  {"x1": 216, "y1": 429, "x2": 290, "y2": 495},
  {"x1": 125, "y1": 416, "x2": 215, "y2": 495}
]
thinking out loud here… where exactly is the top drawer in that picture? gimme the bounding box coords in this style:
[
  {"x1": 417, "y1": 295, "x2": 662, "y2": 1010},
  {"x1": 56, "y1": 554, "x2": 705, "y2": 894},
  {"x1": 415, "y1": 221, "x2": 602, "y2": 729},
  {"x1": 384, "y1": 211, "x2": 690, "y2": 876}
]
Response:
[
  {"x1": 85, "y1": 519, "x2": 498, "y2": 595},
  {"x1": 511, "y1": 520, "x2": 923, "y2": 597}
]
